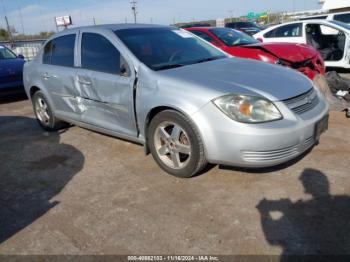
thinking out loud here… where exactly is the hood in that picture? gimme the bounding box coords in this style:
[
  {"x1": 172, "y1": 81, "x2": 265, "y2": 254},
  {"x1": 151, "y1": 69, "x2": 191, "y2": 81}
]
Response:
[
  {"x1": 244, "y1": 43, "x2": 318, "y2": 62},
  {"x1": 157, "y1": 57, "x2": 312, "y2": 101}
]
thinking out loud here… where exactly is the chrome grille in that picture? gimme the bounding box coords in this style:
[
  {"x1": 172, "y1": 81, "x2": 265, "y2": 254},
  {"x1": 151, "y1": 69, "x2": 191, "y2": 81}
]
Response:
[{"x1": 283, "y1": 88, "x2": 319, "y2": 115}]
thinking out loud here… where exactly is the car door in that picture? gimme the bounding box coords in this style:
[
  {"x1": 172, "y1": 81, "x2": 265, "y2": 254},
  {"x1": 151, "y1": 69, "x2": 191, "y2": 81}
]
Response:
[
  {"x1": 39, "y1": 33, "x2": 80, "y2": 121},
  {"x1": 305, "y1": 22, "x2": 348, "y2": 68},
  {"x1": 75, "y1": 30, "x2": 137, "y2": 137},
  {"x1": 0, "y1": 46, "x2": 24, "y2": 90},
  {"x1": 263, "y1": 23, "x2": 304, "y2": 44}
]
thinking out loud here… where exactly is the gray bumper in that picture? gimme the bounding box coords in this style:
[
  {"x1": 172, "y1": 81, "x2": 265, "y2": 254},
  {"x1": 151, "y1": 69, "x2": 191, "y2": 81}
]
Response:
[{"x1": 191, "y1": 92, "x2": 329, "y2": 167}]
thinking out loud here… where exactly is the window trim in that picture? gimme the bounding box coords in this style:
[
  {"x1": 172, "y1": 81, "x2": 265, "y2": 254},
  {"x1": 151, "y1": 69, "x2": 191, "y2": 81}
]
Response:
[
  {"x1": 42, "y1": 34, "x2": 77, "y2": 68},
  {"x1": 79, "y1": 32, "x2": 131, "y2": 77}
]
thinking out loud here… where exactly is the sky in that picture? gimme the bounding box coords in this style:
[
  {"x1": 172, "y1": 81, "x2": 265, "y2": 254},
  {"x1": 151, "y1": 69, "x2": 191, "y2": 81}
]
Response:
[{"x1": 0, "y1": 0, "x2": 321, "y2": 34}]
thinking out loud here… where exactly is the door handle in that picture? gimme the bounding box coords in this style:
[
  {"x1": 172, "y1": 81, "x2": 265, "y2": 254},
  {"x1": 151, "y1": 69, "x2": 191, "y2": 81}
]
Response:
[
  {"x1": 77, "y1": 78, "x2": 92, "y2": 85},
  {"x1": 43, "y1": 72, "x2": 51, "y2": 79}
]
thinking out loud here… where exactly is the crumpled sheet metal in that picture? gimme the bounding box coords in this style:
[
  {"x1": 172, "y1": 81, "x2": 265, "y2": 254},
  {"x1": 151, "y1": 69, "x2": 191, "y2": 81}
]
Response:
[{"x1": 313, "y1": 74, "x2": 349, "y2": 112}]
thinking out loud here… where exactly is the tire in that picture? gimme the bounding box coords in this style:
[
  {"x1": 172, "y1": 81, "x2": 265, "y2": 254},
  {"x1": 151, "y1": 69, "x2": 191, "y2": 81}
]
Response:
[
  {"x1": 32, "y1": 91, "x2": 67, "y2": 131},
  {"x1": 148, "y1": 110, "x2": 207, "y2": 178}
]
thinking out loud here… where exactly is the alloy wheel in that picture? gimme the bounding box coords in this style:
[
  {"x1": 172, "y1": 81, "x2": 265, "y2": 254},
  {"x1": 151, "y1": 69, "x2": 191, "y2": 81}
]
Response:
[
  {"x1": 153, "y1": 121, "x2": 192, "y2": 169},
  {"x1": 35, "y1": 97, "x2": 50, "y2": 126}
]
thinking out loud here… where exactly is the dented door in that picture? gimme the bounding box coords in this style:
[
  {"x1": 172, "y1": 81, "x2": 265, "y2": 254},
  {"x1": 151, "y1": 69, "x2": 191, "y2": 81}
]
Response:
[
  {"x1": 75, "y1": 68, "x2": 137, "y2": 136},
  {"x1": 75, "y1": 31, "x2": 137, "y2": 137}
]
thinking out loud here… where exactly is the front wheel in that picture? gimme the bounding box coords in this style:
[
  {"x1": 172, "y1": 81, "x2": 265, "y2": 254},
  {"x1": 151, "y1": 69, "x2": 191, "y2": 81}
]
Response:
[{"x1": 148, "y1": 110, "x2": 207, "y2": 178}]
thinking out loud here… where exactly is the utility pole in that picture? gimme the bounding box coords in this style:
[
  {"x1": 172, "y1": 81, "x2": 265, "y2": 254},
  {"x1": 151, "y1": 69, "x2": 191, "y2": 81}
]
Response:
[
  {"x1": 130, "y1": 0, "x2": 138, "y2": 23},
  {"x1": 16, "y1": 0, "x2": 25, "y2": 35},
  {"x1": 228, "y1": 10, "x2": 234, "y2": 22},
  {"x1": 93, "y1": 17, "x2": 96, "y2": 25},
  {"x1": 4, "y1": 16, "x2": 14, "y2": 46},
  {"x1": 293, "y1": 0, "x2": 296, "y2": 13},
  {"x1": 54, "y1": 17, "x2": 59, "y2": 32}
]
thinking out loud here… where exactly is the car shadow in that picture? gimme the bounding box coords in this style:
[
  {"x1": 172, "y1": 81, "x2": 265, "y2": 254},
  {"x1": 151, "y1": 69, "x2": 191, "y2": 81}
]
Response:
[
  {"x1": 0, "y1": 89, "x2": 28, "y2": 105},
  {"x1": 256, "y1": 168, "x2": 350, "y2": 260},
  {"x1": 0, "y1": 116, "x2": 85, "y2": 244}
]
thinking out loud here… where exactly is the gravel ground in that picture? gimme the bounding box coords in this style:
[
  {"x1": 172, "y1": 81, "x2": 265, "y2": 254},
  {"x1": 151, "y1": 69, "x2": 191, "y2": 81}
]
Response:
[{"x1": 0, "y1": 95, "x2": 349, "y2": 257}]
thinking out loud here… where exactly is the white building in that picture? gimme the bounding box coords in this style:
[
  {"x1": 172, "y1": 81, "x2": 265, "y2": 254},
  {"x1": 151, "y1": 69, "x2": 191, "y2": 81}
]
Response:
[{"x1": 320, "y1": 0, "x2": 350, "y2": 12}]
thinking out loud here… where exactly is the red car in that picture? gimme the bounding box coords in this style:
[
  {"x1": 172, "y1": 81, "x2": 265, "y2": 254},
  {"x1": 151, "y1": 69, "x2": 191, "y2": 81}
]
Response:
[{"x1": 186, "y1": 27, "x2": 325, "y2": 80}]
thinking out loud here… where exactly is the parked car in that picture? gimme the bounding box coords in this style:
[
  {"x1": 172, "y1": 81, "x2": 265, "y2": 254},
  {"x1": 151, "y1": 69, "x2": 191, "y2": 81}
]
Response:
[
  {"x1": 226, "y1": 21, "x2": 261, "y2": 35},
  {"x1": 0, "y1": 45, "x2": 25, "y2": 93},
  {"x1": 299, "y1": 11, "x2": 350, "y2": 24},
  {"x1": 254, "y1": 20, "x2": 350, "y2": 70},
  {"x1": 186, "y1": 27, "x2": 325, "y2": 80},
  {"x1": 23, "y1": 24, "x2": 329, "y2": 177},
  {"x1": 180, "y1": 23, "x2": 211, "y2": 29}
]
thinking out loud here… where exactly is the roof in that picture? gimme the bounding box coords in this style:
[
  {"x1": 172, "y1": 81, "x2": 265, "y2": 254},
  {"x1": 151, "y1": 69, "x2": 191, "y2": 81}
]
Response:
[{"x1": 56, "y1": 23, "x2": 172, "y2": 34}]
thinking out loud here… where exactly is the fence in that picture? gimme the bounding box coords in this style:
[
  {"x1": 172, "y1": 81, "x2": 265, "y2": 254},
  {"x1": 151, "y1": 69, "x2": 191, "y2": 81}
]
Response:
[{"x1": 0, "y1": 40, "x2": 45, "y2": 61}]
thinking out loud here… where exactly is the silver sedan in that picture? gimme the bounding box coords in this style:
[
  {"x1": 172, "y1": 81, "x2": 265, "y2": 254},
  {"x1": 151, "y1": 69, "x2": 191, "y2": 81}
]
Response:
[{"x1": 23, "y1": 24, "x2": 329, "y2": 177}]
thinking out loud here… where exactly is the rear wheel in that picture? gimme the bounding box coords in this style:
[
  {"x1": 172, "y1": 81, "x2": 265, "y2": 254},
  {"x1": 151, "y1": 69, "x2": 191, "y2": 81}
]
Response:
[
  {"x1": 148, "y1": 110, "x2": 207, "y2": 178},
  {"x1": 32, "y1": 91, "x2": 67, "y2": 131}
]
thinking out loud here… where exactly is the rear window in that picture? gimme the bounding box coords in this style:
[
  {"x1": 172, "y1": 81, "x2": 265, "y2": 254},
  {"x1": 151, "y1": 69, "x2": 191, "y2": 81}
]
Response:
[
  {"x1": 334, "y1": 13, "x2": 350, "y2": 24},
  {"x1": 190, "y1": 30, "x2": 216, "y2": 42},
  {"x1": 43, "y1": 34, "x2": 75, "y2": 67}
]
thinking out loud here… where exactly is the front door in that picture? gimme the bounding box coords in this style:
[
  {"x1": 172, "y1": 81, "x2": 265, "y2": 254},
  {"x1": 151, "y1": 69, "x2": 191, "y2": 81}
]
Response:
[{"x1": 76, "y1": 31, "x2": 137, "y2": 137}]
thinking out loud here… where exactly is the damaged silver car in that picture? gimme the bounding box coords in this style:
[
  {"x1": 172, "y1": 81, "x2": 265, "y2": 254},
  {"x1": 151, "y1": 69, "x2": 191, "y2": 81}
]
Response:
[{"x1": 24, "y1": 24, "x2": 329, "y2": 177}]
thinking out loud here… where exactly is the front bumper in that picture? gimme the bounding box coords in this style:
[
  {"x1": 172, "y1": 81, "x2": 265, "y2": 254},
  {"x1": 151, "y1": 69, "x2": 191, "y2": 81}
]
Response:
[{"x1": 191, "y1": 91, "x2": 329, "y2": 167}]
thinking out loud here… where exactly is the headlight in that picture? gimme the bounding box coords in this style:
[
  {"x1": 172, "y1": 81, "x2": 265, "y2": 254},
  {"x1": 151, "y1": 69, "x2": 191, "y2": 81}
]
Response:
[{"x1": 213, "y1": 94, "x2": 282, "y2": 123}]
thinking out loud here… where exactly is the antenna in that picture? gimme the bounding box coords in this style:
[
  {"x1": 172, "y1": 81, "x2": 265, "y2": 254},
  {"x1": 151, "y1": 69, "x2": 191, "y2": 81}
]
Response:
[{"x1": 130, "y1": 0, "x2": 138, "y2": 23}]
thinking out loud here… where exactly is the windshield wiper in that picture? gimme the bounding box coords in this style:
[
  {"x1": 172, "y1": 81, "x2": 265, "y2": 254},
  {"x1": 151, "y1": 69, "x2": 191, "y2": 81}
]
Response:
[{"x1": 155, "y1": 63, "x2": 186, "y2": 71}]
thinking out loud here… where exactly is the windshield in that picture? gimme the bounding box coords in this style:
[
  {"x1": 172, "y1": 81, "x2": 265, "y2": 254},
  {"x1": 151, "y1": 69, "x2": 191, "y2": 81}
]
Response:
[
  {"x1": 330, "y1": 20, "x2": 350, "y2": 30},
  {"x1": 115, "y1": 28, "x2": 227, "y2": 71},
  {"x1": 210, "y1": 28, "x2": 258, "y2": 47},
  {"x1": 0, "y1": 46, "x2": 17, "y2": 59}
]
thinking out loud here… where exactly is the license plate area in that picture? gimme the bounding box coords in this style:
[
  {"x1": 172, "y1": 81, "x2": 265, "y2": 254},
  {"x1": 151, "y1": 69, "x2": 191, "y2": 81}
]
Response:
[{"x1": 315, "y1": 115, "x2": 329, "y2": 141}]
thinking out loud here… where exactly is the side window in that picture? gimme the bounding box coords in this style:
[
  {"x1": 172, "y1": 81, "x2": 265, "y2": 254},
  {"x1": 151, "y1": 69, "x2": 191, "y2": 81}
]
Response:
[
  {"x1": 334, "y1": 13, "x2": 350, "y2": 24},
  {"x1": 191, "y1": 31, "x2": 216, "y2": 43},
  {"x1": 43, "y1": 40, "x2": 52, "y2": 64},
  {"x1": 320, "y1": 25, "x2": 340, "y2": 35},
  {"x1": 81, "y1": 33, "x2": 129, "y2": 75},
  {"x1": 50, "y1": 35, "x2": 75, "y2": 67},
  {"x1": 265, "y1": 23, "x2": 302, "y2": 38},
  {"x1": 274, "y1": 23, "x2": 302, "y2": 37}
]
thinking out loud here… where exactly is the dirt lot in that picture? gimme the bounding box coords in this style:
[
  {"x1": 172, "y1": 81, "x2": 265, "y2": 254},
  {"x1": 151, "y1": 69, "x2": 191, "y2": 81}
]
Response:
[{"x1": 0, "y1": 94, "x2": 350, "y2": 257}]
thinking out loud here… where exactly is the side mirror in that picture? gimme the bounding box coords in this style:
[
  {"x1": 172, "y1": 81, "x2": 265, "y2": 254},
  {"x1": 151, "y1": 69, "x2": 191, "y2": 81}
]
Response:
[
  {"x1": 257, "y1": 38, "x2": 263, "y2": 43},
  {"x1": 18, "y1": 54, "x2": 25, "y2": 59},
  {"x1": 120, "y1": 64, "x2": 129, "y2": 77}
]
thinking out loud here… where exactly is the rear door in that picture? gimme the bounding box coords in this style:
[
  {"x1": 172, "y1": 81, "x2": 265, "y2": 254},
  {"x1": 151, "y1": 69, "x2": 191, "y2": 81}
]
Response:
[
  {"x1": 39, "y1": 33, "x2": 80, "y2": 121},
  {"x1": 76, "y1": 29, "x2": 137, "y2": 137},
  {"x1": 263, "y1": 23, "x2": 305, "y2": 44}
]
